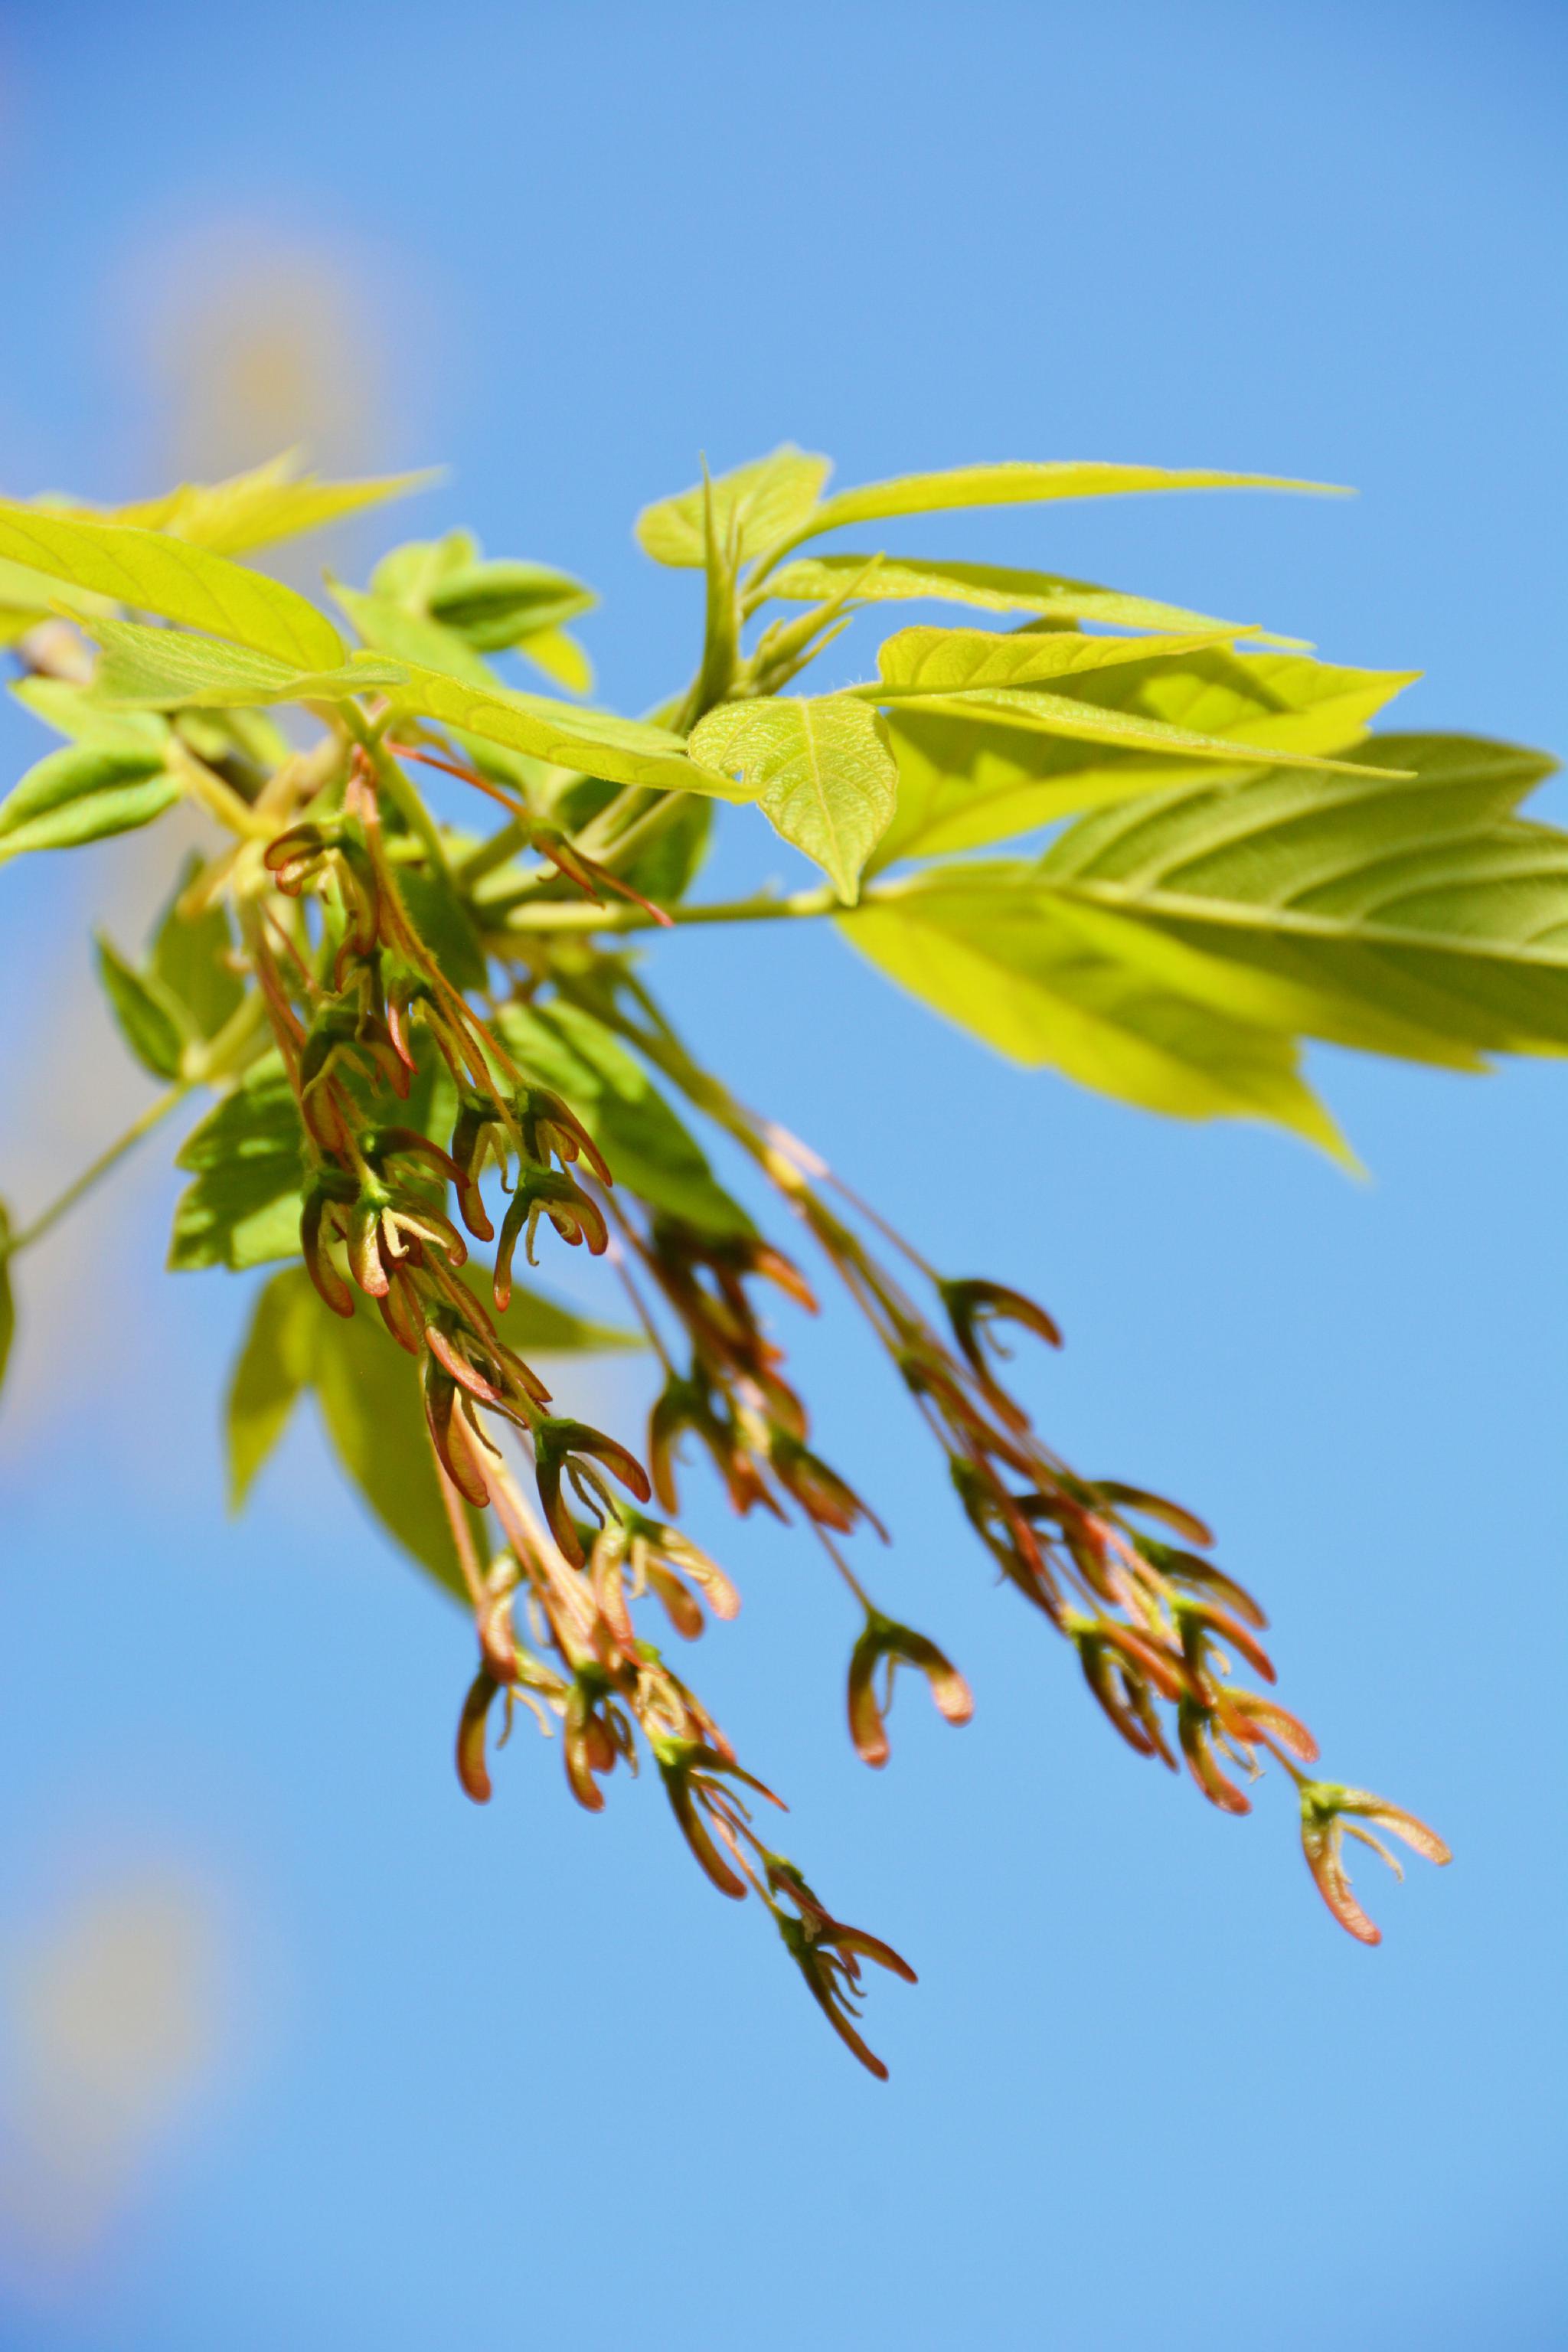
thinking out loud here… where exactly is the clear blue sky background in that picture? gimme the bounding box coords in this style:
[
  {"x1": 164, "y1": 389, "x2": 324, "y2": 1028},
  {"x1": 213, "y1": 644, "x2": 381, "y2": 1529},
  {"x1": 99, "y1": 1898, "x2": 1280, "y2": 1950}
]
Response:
[{"x1": 0, "y1": 4, "x2": 1563, "y2": 2347}]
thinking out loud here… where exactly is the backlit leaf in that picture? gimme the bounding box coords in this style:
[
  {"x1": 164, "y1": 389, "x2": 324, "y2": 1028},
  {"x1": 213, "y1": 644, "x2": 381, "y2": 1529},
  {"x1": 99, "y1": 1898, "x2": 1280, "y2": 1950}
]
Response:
[
  {"x1": 226, "y1": 1268, "x2": 317, "y2": 1508},
  {"x1": 842, "y1": 865, "x2": 1343, "y2": 1150},
  {"x1": 96, "y1": 452, "x2": 436, "y2": 556},
  {"x1": 637, "y1": 446, "x2": 832, "y2": 568},
  {"x1": 877, "y1": 624, "x2": 1238, "y2": 694},
  {"x1": 89, "y1": 616, "x2": 404, "y2": 710},
  {"x1": 0, "y1": 741, "x2": 178, "y2": 861},
  {"x1": 0, "y1": 499, "x2": 346, "y2": 669},
  {"x1": 516, "y1": 625, "x2": 594, "y2": 695},
  {"x1": 426, "y1": 557, "x2": 595, "y2": 650},
  {"x1": 151, "y1": 854, "x2": 245, "y2": 1040},
  {"x1": 773, "y1": 461, "x2": 1344, "y2": 559},
  {"x1": 688, "y1": 694, "x2": 897, "y2": 903},
  {"x1": 875, "y1": 647, "x2": 1417, "y2": 865},
  {"x1": 386, "y1": 658, "x2": 750, "y2": 798},
  {"x1": 766, "y1": 553, "x2": 1263, "y2": 639},
  {"x1": 1037, "y1": 734, "x2": 1568, "y2": 1062}
]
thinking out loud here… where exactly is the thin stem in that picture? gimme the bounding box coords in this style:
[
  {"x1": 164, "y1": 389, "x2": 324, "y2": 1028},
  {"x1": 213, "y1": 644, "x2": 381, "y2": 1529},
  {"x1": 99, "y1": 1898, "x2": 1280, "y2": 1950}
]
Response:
[
  {"x1": 7, "y1": 1084, "x2": 188, "y2": 1257},
  {"x1": 494, "y1": 884, "x2": 841, "y2": 936}
]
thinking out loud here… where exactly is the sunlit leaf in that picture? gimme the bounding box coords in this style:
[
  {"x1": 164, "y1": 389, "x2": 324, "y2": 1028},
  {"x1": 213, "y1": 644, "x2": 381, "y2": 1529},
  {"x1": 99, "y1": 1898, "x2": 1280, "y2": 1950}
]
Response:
[
  {"x1": 772, "y1": 460, "x2": 1344, "y2": 560},
  {"x1": 637, "y1": 446, "x2": 832, "y2": 568},
  {"x1": 0, "y1": 741, "x2": 178, "y2": 861},
  {"x1": 842, "y1": 864, "x2": 1344, "y2": 1150},
  {"x1": 426, "y1": 557, "x2": 595, "y2": 650},
  {"x1": 875, "y1": 648, "x2": 1417, "y2": 864},
  {"x1": 0, "y1": 500, "x2": 347, "y2": 669},
  {"x1": 94, "y1": 451, "x2": 437, "y2": 557},
  {"x1": 516, "y1": 625, "x2": 594, "y2": 695},
  {"x1": 766, "y1": 552, "x2": 1266, "y2": 639},
  {"x1": 9, "y1": 676, "x2": 168, "y2": 750},
  {"x1": 1037, "y1": 734, "x2": 1568, "y2": 1062},
  {"x1": 689, "y1": 694, "x2": 897, "y2": 903},
  {"x1": 877, "y1": 623, "x2": 1238, "y2": 694},
  {"x1": 386, "y1": 658, "x2": 750, "y2": 798},
  {"x1": 88, "y1": 616, "x2": 404, "y2": 710}
]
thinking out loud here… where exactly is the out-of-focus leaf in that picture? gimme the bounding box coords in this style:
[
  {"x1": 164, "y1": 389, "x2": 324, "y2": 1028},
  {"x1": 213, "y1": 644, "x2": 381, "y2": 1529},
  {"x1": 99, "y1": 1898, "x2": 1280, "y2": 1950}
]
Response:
[
  {"x1": 169, "y1": 1055, "x2": 304, "y2": 1272},
  {"x1": 427, "y1": 558, "x2": 595, "y2": 649},
  {"x1": 94, "y1": 933, "x2": 187, "y2": 1079},
  {"x1": 0, "y1": 742, "x2": 178, "y2": 861},
  {"x1": 842, "y1": 864, "x2": 1344, "y2": 1152},
  {"x1": 151, "y1": 857, "x2": 245, "y2": 1040},
  {"x1": 766, "y1": 553, "x2": 1266, "y2": 639},
  {"x1": 397, "y1": 864, "x2": 488, "y2": 993},
  {"x1": 371, "y1": 531, "x2": 479, "y2": 605},
  {"x1": 689, "y1": 694, "x2": 897, "y2": 903},
  {"x1": 9, "y1": 676, "x2": 168, "y2": 749},
  {"x1": 875, "y1": 648, "x2": 1418, "y2": 864},
  {"x1": 1037, "y1": 734, "x2": 1568, "y2": 1061},
  {"x1": 637, "y1": 446, "x2": 832, "y2": 568},
  {"x1": 332, "y1": 577, "x2": 501, "y2": 688},
  {"x1": 89, "y1": 616, "x2": 403, "y2": 710},
  {"x1": 497, "y1": 998, "x2": 754, "y2": 1238},
  {"x1": 0, "y1": 499, "x2": 346, "y2": 668},
  {"x1": 515, "y1": 626, "x2": 593, "y2": 695},
  {"x1": 776, "y1": 461, "x2": 1343, "y2": 557},
  {"x1": 226, "y1": 1267, "x2": 317, "y2": 1508},
  {"x1": 96, "y1": 452, "x2": 436, "y2": 557}
]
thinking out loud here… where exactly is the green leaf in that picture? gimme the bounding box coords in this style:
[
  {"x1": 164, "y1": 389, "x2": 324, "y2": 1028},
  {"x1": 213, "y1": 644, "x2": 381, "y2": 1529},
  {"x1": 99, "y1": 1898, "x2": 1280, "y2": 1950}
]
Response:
[
  {"x1": 875, "y1": 647, "x2": 1418, "y2": 865},
  {"x1": 0, "y1": 1201, "x2": 15, "y2": 1406},
  {"x1": 97, "y1": 452, "x2": 436, "y2": 557},
  {"x1": 496, "y1": 998, "x2": 754, "y2": 1239},
  {"x1": 0, "y1": 741, "x2": 178, "y2": 861},
  {"x1": 169, "y1": 1054, "x2": 305, "y2": 1272},
  {"x1": 773, "y1": 460, "x2": 1344, "y2": 560},
  {"x1": 515, "y1": 625, "x2": 593, "y2": 695},
  {"x1": 688, "y1": 694, "x2": 897, "y2": 903},
  {"x1": 371, "y1": 529, "x2": 479, "y2": 603},
  {"x1": 877, "y1": 623, "x2": 1239, "y2": 694},
  {"x1": 0, "y1": 499, "x2": 346, "y2": 669},
  {"x1": 384, "y1": 658, "x2": 750, "y2": 798},
  {"x1": 94, "y1": 933, "x2": 187, "y2": 1080},
  {"x1": 331, "y1": 577, "x2": 499, "y2": 688},
  {"x1": 9, "y1": 676, "x2": 169, "y2": 750},
  {"x1": 1035, "y1": 734, "x2": 1568, "y2": 1063},
  {"x1": 426, "y1": 558, "x2": 596, "y2": 650},
  {"x1": 637, "y1": 446, "x2": 832, "y2": 568},
  {"x1": 397, "y1": 864, "x2": 488, "y2": 993},
  {"x1": 151, "y1": 855, "x2": 245, "y2": 1040},
  {"x1": 766, "y1": 553, "x2": 1269, "y2": 640},
  {"x1": 88, "y1": 616, "x2": 404, "y2": 710},
  {"x1": 226, "y1": 1266, "x2": 318, "y2": 1508},
  {"x1": 842, "y1": 865, "x2": 1344, "y2": 1152}
]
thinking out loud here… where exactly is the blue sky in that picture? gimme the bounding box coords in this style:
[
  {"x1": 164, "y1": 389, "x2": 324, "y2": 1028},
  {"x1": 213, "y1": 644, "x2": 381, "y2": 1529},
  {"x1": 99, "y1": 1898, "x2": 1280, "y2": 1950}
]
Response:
[{"x1": 0, "y1": 3, "x2": 1563, "y2": 2347}]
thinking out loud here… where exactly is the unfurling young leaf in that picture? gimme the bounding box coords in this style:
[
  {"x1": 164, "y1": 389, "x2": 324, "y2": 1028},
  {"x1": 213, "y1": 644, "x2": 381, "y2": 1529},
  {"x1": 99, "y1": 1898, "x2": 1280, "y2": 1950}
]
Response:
[{"x1": 4, "y1": 433, "x2": 1553, "y2": 2083}]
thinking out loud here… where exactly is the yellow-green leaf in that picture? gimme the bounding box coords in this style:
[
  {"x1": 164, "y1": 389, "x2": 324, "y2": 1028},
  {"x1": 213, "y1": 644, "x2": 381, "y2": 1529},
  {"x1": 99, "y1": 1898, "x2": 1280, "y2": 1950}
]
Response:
[
  {"x1": 875, "y1": 647, "x2": 1418, "y2": 865},
  {"x1": 0, "y1": 500, "x2": 345, "y2": 669},
  {"x1": 386, "y1": 659, "x2": 750, "y2": 798},
  {"x1": 636, "y1": 446, "x2": 831, "y2": 568},
  {"x1": 877, "y1": 624, "x2": 1239, "y2": 695},
  {"x1": 843, "y1": 866, "x2": 1343, "y2": 1151},
  {"x1": 772, "y1": 460, "x2": 1345, "y2": 560},
  {"x1": 96, "y1": 451, "x2": 436, "y2": 557},
  {"x1": 1037, "y1": 734, "x2": 1568, "y2": 1063},
  {"x1": 88, "y1": 616, "x2": 404, "y2": 710},
  {"x1": 516, "y1": 625, "x2": 594, "y2": 695},
  {"x1": 689, "y1": 695, "x2": 897, "y2": 903},
  {"x1": 0, "y1": 741, "x2": 178, "y2": 861},
  {"x1": 94, "y1": 932, "x2": 188, "y2": 1079},
  {"x1": 766, "y1": 553, "x2": 1270, "y2": 639}
]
